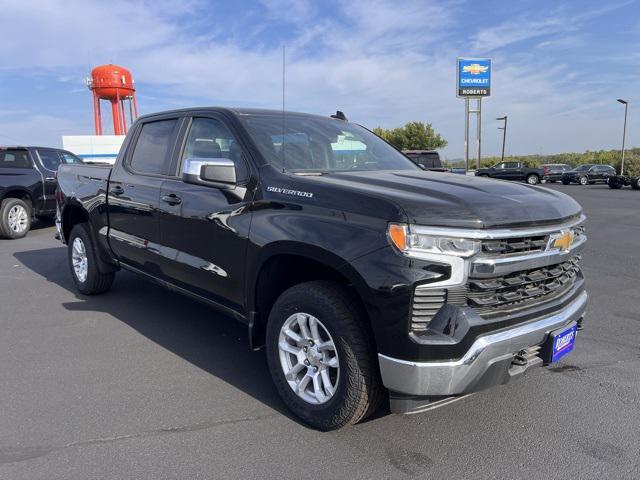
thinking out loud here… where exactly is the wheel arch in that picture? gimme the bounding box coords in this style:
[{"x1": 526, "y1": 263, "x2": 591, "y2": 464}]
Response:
[
  {"x1": 247, "y1": 242, "x2": 372, "y2": 350},
  {"x1": 61, "y1": 200, "x2": 117, "y2": 273},
  {"x1": 1, "y1": 188, "x2": 33, "y2": 206},
  {"x1": 60, "y1": 201, "x2": 89, "y2": 243}
]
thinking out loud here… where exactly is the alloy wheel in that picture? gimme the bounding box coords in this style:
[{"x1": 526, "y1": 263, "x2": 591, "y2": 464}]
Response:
[
  {"x1": 278, "y1": 312, "x2": 340, "y2": 405},
  {"x1": 71, "y1": 237, "x2": 89, "y2": 283},
  {"x1": 7, "y1": 205, "x2": 28, "y2": 233}
]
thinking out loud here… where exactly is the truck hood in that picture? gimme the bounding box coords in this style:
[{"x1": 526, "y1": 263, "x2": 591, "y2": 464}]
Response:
[{"x1": 307, "y1": 170, "x2": 582, "y2": 229}]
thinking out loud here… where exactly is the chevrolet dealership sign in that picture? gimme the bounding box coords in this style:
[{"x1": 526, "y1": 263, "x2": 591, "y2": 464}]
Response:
[{"x1": 457, "y1": 58, "x2": 491, "y2": 97}]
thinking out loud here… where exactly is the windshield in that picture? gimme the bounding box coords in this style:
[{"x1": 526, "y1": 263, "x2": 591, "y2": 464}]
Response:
[{"x1": 240, "y1": 114, "x2": 419, "y2": 173}]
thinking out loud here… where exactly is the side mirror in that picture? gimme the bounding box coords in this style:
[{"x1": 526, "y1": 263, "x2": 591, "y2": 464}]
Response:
[{"x1": 181, "y1": 157, "x2": 236, "y2": 187}]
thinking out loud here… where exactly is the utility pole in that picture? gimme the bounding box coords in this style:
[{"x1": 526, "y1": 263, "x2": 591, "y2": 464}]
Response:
[
  {"x1": 497, "y1": 115, "x2": 507, "y2": 163},
  {"x1": 617, "y1": 99, "x2": 628, "y2": 176}
]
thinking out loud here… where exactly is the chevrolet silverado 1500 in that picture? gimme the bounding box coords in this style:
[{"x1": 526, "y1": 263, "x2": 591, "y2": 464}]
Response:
[{"x1": 56, "y1": 108, "x2": 588, "y2": 430}]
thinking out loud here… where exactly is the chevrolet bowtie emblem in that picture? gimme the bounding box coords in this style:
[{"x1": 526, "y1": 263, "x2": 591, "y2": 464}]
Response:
[
  {"x1": 462, "y1": 64, "x2": 489, "y2": 75},
  {"x1": 552, "y1": 231, "x2": 574, "y2": 252}
]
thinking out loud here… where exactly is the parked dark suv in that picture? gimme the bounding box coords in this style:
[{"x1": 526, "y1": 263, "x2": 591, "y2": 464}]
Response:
[
  {"x1": 0, "y1": 146, "x2": 83, "y2": 239},
  {"x1": 561, "y1": 164, "x2": 615, "y2": 185},
  {"x1": 542, "y1": 164, "x2": 571, "y2": 183}
]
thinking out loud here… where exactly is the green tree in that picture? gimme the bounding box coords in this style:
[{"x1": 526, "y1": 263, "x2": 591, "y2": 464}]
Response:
[{"x1": 373, "y1": 121, "x2": 447, "y2": 150}]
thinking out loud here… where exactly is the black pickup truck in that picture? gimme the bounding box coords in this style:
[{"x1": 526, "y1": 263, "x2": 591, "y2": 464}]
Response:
[
  {"x1": 56, "y1": 108, "x2": 589, "y2": 430},
  {"x1": 0, "y1": 146, "x2": 83, "y2": 238},
  {"x1": 475, "y1": 161, "x2": 544, "y2": 185}
]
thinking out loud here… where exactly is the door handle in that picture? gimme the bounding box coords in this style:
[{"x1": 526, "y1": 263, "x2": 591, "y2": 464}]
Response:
[
  {"x1": 161, "y1": 194, "x2": 182, "y2": 205},
  {"x1": 45, "y1": 177, "x2": 56, "y2": 181},
  {"x1": 110, "y1": 185, "x2": 125, "y2": 195}
]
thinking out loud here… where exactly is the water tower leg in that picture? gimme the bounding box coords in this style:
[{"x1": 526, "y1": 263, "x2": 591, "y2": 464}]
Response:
[
  {"x1": 132, "y1": 95, "x2": 139, "y2": 119},
  {"x1": 111, "y1": 99, "x2": 122, "y2": 135},
  {"x1": 120, "y1": 98, "x2": 127, "y2": 133},
  {"x1": 128, "y1": 98, "x2": 135, "y2": 127},
  {"x1": 93, "y1": 91, "x2": 102, "y2": 135}
]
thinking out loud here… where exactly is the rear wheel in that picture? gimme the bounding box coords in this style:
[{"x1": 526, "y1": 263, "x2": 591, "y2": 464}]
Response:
[
  {"x1": 632, "y1": 178, "x2": 640, "y2": 190},
  {"x1": 562, "y1": 179, "x2": 570, "y2": 185},
  {"x1": 68, "y1": 223, "x2": 114, "y2": 294},
  {"x1": 608, "y1": 177, "x2": 623, "y2": 189},
  {"x1": 266, "y1": 281, "x2": 382, "y2": 431},
  {"x1": 0, "y1": 198, "x2": 32, "y2": 239},
  {"x1": 526, "y1": 174, "x2": 540, "y2": 185},
  {"x1": 579, "y1": 176, "x2": 588, "y2": 185}
]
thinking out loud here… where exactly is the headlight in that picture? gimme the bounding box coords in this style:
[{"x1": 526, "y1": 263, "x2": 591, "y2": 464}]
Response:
[{"x1": 388, "y1": 223, "x2": 481, "y2": 258}]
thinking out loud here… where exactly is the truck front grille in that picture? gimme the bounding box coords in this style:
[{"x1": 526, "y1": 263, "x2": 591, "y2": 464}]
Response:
[
  {"x1": 481, "y1": 235, "x2": 548, "y2": 256},
  {"x1": 409, "y1": 256, "x2": 582, "y2": 333},
  {"x1": 466, "y1": 256, "x2": 581, "y2": 316}
]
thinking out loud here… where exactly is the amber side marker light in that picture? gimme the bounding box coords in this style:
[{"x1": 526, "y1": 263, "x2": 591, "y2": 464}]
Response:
[{"x1": 388, "y1": 224, "x2": 407, "y2": 251}]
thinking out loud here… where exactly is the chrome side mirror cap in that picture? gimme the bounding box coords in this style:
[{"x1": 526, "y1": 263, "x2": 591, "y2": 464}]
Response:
[{"x1": 181, "y1": 157, "x2": 237, "y2": 188}]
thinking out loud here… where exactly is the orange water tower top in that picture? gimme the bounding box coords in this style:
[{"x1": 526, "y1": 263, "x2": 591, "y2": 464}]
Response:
[{"x1": 87, "y1": 64, "x2": 138, "y2": 135}]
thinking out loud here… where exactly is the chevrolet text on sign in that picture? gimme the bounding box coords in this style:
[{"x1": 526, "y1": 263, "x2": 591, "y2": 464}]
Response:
[{"x1": 457, "y1": 58, "x2": 491, "y2": 97}]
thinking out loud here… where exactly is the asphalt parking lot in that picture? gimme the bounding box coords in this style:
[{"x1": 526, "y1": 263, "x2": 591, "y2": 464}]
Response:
[{"x1": 1, "y1": 183, "x2": 639, "y2": 479}]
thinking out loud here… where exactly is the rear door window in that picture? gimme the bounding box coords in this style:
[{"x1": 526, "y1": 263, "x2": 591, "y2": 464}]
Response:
[
  {"x1": 0, "y1": 150, "x2": 31, "y2": 168},
  {"x1": 37, "y1": 149, "x2": 63, "y2": 171},
  {"x1": 129, "y1": 119, "x2": 179, "y2": 175}
]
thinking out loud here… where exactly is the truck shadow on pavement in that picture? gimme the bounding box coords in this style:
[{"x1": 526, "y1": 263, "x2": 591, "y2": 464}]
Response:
[{"x1": 14, "y1": 246, "x2": 330, "y2": 426}]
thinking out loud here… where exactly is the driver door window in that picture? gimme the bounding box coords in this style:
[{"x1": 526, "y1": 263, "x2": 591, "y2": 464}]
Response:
[{"x1": 181, "y1": 117, "x2": 248, "y2": 182}]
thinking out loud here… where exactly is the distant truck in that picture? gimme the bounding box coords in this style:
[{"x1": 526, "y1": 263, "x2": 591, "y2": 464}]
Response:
[
  {"x1": 402, "y1": 150, "x2": 447, "y2": 172},
  {"x1": 475, "y1": 162, "x2": 543, "y2": 185},
  {"x1": 476, "y1": 162, "x2": 544, "y2": 185},
  {"x1": 0, "y1": 146, "x2": 83, "y2": 238},
  {"x1": 607, "y1": 174, "x2": 640, "y2": 190}
]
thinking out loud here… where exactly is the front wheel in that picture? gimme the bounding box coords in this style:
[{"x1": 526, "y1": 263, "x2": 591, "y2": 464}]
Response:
[
  {"x1": 526, "y1": 174, "x2": 540, "y2": 185},
  {"x1": 266, "y1": 281, "x2": 382, "y2": 431},
  {"x1": 632, "y1": 178, "x2": 640, "y2": 190},
  {"x1": 68, "y1": 223, "x2": 114, "y2": 295},
  {"x1": 0, "y1": 198, "x2": 32, "y2": 239}
]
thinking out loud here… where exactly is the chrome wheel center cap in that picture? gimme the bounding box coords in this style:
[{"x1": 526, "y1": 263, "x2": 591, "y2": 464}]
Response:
[{"x1": 306, "y1": 345, "x2": 322, "y2": 365}]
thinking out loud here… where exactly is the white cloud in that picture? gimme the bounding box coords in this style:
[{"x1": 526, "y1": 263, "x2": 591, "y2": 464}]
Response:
[{"x1": 0, "y1": 0, "x2": 635, "y2": 158}]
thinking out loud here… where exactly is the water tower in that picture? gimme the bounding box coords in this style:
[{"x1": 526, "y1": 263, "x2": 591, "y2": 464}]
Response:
[{"x1": 86, "y1": 64, "x2": 138, "y2": 135}]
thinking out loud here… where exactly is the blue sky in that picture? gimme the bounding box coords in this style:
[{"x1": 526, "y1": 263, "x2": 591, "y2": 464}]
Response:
[{"x1": 0, "y1": 0, "x2": 638, "y2": 159}]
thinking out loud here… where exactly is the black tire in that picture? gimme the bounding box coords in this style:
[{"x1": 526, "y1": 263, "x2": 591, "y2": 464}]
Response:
[
  {"x1": 562, "y1": 179, "x2": 570, "y2": 185},
  {"x1": 68, "y1": 223, "x2": 114, "y2": 295},
  {"x1": 266, "y1": 280, "x2": 383, "y2": 431},
  {"x1": 608, "y1": 177, "x2": 623, "y2": 189},
  {"x1": 526, "y1": 174, "x2": 540, "y2": 185},
  {"x1": 0, "y1": 198, "x2": 32, "y2": 239},
  {"x1": 632, "y1": 178, "x2": 640, "y2": 190},
  {"x1": 579, "y1": 176, "x2": 588, "y2": 185}
]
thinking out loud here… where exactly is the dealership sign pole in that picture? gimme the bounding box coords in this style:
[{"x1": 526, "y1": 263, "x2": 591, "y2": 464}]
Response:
[{"x1": 457, "y1": 58, "x2": 491, "y2": 171}]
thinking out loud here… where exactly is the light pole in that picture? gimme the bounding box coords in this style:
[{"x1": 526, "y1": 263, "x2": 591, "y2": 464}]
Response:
[
  {"x1": 617, "y1": 99, "x2": 628, "y2": 176},
  {"x1": 497, "y1": 116, "x2": 507, "y2": 163}
]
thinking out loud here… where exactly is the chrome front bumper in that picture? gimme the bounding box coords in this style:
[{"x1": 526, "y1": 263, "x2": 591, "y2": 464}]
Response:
[{"x1": 379, "y1": 290, "x2": 588, "y2": 396}]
